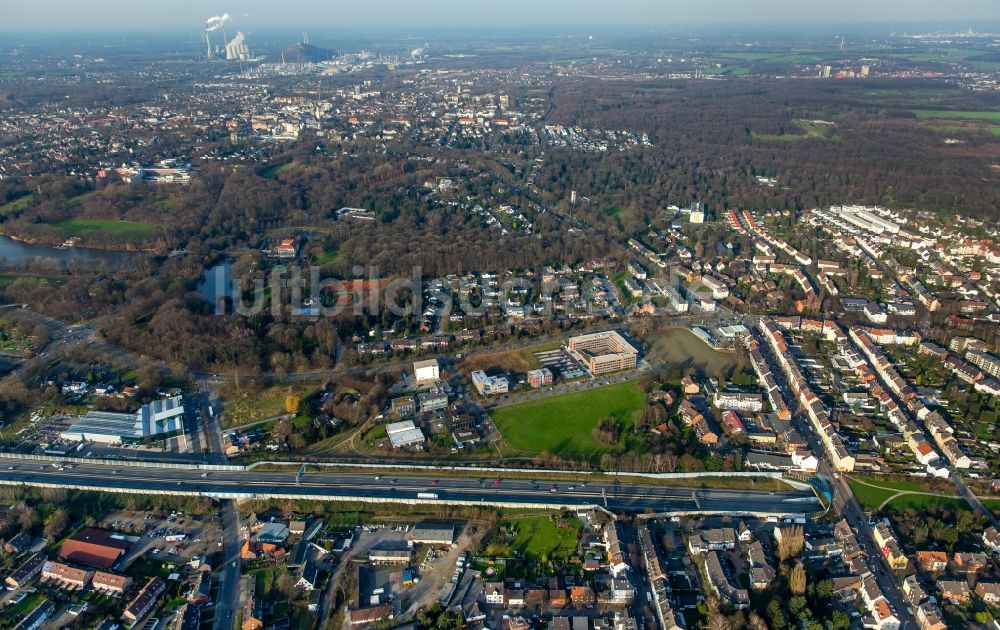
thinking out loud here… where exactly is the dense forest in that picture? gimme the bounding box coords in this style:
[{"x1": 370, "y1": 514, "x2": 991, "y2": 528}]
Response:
[{"x1": 544, "y1": 78, "x2": 1000, "y2": 220}]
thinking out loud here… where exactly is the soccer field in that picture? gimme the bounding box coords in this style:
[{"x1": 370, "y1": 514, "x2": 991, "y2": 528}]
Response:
[{"x1": 491, "y1": 381, "x2": 645, "y2": 458}]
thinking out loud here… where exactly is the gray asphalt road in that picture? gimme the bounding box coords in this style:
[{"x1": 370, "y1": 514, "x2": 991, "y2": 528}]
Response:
[
  {"x1": 0, "y1": 462, "x2": 817, "y2": 515},
  {"x1": 216, "y1": 500, "x2": 240, "y2": 630}
]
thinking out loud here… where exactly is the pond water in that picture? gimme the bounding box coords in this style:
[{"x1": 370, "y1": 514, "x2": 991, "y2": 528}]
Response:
[
  {"x1": 0, "y1": 235, "x2": 139, "y2": 268},
  {"x1": 197, "y1": 260, "x2": 237, "y2": 306}
]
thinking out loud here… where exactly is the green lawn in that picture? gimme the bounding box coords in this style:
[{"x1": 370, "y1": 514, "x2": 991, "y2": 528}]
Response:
[
  {"x1": 883, "y1": 494, "x2": 969, "y2": 512},
  {"x1": 4, "y1": 592, "x2": 46, "y2": 622},
  {"x1": 64, "y1": 190, "x2": 98, "y2": 208},
  {"x1": 501, "y1": 515, "x2": 580, "y2": 562},
  {"x1": 613, "y1": 271, "x2": 638, "y2": 306},
  {"x1": 251, "y1": 566, "x2": 285, "y2": 599},
  {"x1": 913, "y1": 110, "x2": 1000, "y2": 122},
  {"x1": 0, "y1": 193, "x2": 34, "y2": 216},
  {"x1": 491, "y1": 381, "x2": 645, "y2": 457},
  {"x1": 261, "y1": 162, "x2": 296, "y2": 179},
  {"x1": 52, "y1": 218, "x2": 157, "y2": 238},
  {"x1": 849, "y1": 476, "x2": 968, "y2": 512},
  {"x1": 848, "y1": 479, "x2": 897, "y2": 510},
  {"x1": 315, "y1": 248, "x2": 339, "y2": 264}
]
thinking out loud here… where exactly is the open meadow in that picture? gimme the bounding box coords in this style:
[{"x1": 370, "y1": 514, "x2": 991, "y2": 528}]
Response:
[{"x1": 491, "y1": 381, "x2": 645, "y2": 458}]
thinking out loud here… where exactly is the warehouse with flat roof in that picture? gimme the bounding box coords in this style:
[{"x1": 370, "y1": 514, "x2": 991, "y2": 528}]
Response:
[
  {"x1": 411, "y1": 523, "x2": 455, "y2": 545},
  {"x1": 60, "y1": 395, "x2": 185, "y2": 444},
  {"x1": 386, "y1": 420, "x2": 426, "y2": 449}
]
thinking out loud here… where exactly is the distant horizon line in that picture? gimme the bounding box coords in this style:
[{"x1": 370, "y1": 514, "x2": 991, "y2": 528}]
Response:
[{"x1": 2, "y1": 20, "x2": 999, "y2": 36}]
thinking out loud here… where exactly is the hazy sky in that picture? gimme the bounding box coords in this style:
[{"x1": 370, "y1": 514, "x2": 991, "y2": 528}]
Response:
[{"x1": 3, "y1": 0, "x2": 997, "y2": 31}]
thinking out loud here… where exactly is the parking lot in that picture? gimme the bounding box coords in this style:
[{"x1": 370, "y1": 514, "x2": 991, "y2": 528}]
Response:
[
  {"x1": 533, "y1": 348, "x2": 586, "y2": 380},
  {"x1": 8, "y1": 413, "x2": 76, "y2": 453},
  {"x1": 97, "y1": 510, "x2": 221, "y2": 570}
]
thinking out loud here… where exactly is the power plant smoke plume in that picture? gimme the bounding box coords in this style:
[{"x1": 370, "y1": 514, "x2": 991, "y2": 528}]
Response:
[
  {"x1": 205, "y1": 13, "x2": 231, "y2": 60},
  {"x1": 205, "y1": 13, "x2": 231, "y2": 32}
]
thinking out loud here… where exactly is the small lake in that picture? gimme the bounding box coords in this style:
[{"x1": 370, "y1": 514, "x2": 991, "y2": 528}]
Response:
[
  {"x1": 0, "y1": 235, "x2": 139, "y2": 268},
  {"x1": 197, "y1": 260, "x2": 237, "y2": 306}
]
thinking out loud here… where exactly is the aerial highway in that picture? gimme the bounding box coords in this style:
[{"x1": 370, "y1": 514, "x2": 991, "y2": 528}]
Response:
[{"x1": 0, "y1": 460, "x2": 818, "y2": 516}]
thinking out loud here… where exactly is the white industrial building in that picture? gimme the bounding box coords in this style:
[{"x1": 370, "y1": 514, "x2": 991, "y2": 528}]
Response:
[
  {"x1": 386, "y1": 420, "x2": 426, "y2": 449},
  {"x1": 60, "y1": 396, "x2": 185, "y2": 444},
  {"x1": 413, "y1": 359, "x2": 440, "y2": 383}
]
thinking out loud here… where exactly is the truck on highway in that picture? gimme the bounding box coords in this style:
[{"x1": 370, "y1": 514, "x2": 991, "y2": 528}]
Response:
[{"x1": 416, "y1": 492, "x2": 438, "y2": 500}]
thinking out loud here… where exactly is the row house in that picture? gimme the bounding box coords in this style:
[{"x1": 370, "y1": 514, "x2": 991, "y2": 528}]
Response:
[
  {"x1": 916, "y1": 602, "x2": 947, "y2": 630},
  {"x1": 902, "y1": 575, "x2": 928, "y2": 608},
  {"x1": 123, "y1": 576, "x2": 166, "y2": 623},
  {"x1": 604, "y1": 522, "x2": 629, "y2": 577},
  {"x1": 704, "y1": 551, "x2": 749, "y2": 610},
  {"x1": 860, "y1": 574, "x2": 901, "y2": 630},
  {"x1": 4, "y1": 552, "x2": 46, "y2": 590},
  {"x1": 41, "y1": 561, "x2": 92, "y2": 589}
]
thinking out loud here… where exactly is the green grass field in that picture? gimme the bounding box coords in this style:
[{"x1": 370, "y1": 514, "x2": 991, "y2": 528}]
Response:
[
  {"x1": 0, "y1": 193, "x2": 34, "y2": 216},
  {"x1": 648, "y1": 328, "x2": 738, "y2": 377},
  {"x1": 315, "y1": 248, "x2": 339, "y2": 264},
  {"x1": 0, "y1": 275, "x2": 45, "y2": 287},
  {"x1": 883, "y1": 494, "x2": 968, "y2": 512},
  {"x1": 64, "y1": 190, "x2": 98, "y2": 209},
  {"x1": 491, "y1": 381, "x2": 645, "y2": 457},
  {"x1": 913, "y1": 110, "x2": 1000, "y2": 122},
  {"x1": 261, "y1": 162, "x2": 297, "y2": 179},
  {"x1": 849, "y1": 476, "x2": 968, "y2": 512},
  {"x1": 848, "y1": 479, "x2": 898, "y2": 510},
  {"x1": 501, "y1": 515, "x2": 581, "y2": 561},
  {"x1": 52, "y1": 218, "x2": 157, "y2": 238}
]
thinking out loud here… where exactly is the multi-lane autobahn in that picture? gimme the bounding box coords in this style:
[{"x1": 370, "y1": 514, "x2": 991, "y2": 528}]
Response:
[{"x1": 0, "y1": 460, "x2": 818, "y2": 516}]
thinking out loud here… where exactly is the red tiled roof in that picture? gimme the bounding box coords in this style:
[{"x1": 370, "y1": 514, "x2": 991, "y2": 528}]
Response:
[{"x1": 58, "y1": 528, "x2": 129, "y2": 568}]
